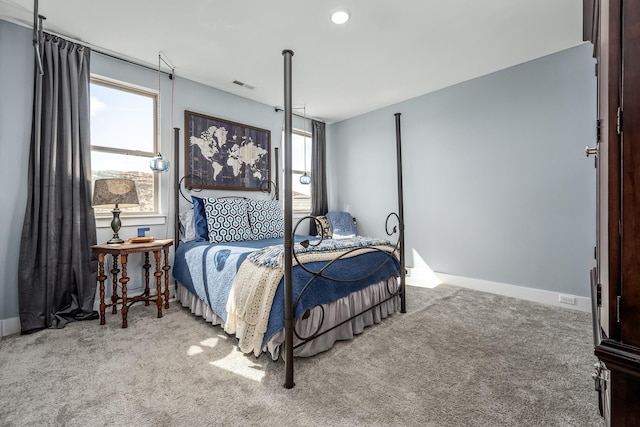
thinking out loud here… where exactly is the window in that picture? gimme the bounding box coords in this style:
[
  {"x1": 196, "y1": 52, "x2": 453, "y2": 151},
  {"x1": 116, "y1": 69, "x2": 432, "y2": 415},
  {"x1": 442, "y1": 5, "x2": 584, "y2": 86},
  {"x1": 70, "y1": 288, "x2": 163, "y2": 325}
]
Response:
[
  {"x1": 90, "y1": 77, "x2": 157, "y2": 214},
  {"x1": 288, "y1": 129, "x2": 312, "y2": 213}
]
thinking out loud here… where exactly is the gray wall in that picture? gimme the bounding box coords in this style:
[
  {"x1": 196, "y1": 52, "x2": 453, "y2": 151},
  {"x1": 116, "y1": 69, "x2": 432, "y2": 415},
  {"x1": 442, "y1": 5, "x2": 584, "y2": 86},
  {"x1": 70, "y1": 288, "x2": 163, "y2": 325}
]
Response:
[
  {"x1": 0, "y1": 19, "x2": 284, "y2": 322},
  {"x1": 328, "y1": 44, "x2": 597, "y2": 297},
  {"x1": 0, "y1": 21, "x2": 32, "y2": 323},
  {"x1": 0, "y1": 15, "x2": 596, "y2": 326},
  {"x1": 90, "y1": 51, "x2": 285, "y2": 216}
]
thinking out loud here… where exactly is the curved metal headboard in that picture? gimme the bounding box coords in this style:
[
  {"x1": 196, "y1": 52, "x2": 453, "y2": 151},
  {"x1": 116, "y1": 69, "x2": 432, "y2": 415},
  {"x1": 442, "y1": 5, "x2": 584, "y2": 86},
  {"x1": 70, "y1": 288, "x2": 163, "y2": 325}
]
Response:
[{"x1": 178, "y1": 174, "x2": 204, "y2": 204}]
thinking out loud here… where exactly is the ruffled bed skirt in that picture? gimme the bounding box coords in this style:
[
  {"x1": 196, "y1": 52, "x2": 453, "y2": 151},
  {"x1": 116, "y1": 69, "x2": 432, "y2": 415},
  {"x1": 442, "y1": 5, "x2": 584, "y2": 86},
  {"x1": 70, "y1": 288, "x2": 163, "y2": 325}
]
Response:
[{"x1": 176, "y1": 277, "x2": 399, "y2": 360}]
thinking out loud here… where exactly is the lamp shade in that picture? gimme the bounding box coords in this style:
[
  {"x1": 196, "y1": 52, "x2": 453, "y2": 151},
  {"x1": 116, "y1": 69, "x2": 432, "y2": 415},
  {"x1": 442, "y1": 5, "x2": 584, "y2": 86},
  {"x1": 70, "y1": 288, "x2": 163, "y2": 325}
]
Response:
[{"x1": 92, "y1": 179, "x2": 139, "y2": 208}]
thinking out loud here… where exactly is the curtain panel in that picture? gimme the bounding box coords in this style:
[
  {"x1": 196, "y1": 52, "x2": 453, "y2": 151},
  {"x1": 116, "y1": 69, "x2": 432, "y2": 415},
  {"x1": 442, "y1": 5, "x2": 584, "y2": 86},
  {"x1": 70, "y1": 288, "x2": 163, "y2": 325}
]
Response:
[
  {"x1": 309, "y1": 120, "x2": 328, "y2": 236},
  {"x1": 18, "y1": 34, "x2": 98, "y2": 334}
]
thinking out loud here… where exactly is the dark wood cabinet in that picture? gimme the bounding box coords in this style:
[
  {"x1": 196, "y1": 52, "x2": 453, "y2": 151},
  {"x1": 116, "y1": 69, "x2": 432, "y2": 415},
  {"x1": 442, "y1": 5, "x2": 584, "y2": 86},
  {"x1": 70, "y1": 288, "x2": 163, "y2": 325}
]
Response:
[{"x1": 584, "y1": 0, "x2": 640, "y2": 424}]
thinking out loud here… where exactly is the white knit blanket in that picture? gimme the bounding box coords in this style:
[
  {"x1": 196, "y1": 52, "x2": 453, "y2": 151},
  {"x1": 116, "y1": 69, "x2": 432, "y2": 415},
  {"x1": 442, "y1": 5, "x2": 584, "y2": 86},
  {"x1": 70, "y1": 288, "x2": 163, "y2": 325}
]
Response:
[{"x1": 224, "y1": 239, "x2": 397, "y2": 356}]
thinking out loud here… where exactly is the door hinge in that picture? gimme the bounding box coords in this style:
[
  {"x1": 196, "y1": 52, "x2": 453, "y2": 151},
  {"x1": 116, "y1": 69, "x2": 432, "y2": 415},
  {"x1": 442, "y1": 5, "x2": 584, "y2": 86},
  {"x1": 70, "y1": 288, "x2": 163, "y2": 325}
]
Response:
[
  {"x1": 617, "y1": 107, "x2": 623, "y2": 134},
  {"x1": 595, "y1": 62, "x2": 598, "y2": 77},
  {"x1": 616, "y1": 295, "x2": 622, "y2": 323},
  {"x1": 594, "y1": 245, "x2": 597, "y2": 260},
  {"x1": 596, "y1": 283, "x2": 602, "y2": 307},
  {"x1": 597, "y1": 119, "x2": 602, "y2": 142}
]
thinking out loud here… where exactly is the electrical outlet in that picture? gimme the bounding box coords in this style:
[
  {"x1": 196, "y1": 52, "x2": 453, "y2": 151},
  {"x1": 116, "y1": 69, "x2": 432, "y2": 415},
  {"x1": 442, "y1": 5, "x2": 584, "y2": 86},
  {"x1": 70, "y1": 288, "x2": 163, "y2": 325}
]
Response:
[{"x1": 559, "y1": 294, "x2": 576, "y2": 305}]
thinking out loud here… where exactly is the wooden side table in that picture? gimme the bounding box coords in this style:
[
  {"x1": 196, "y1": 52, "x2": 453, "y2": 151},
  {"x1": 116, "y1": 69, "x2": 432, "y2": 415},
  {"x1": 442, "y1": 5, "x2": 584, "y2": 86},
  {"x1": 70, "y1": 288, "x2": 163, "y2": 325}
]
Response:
[{"x1": 91, "y1": 239, "x2": 174, "y2": 328}]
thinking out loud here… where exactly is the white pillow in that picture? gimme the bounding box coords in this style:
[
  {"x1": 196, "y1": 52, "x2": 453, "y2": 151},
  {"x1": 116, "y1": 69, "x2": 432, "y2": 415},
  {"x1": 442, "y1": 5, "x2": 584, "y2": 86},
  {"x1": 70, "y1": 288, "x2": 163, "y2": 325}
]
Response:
[{"x1": 179, "y1": 209, "x2": 196, "y2": 242}]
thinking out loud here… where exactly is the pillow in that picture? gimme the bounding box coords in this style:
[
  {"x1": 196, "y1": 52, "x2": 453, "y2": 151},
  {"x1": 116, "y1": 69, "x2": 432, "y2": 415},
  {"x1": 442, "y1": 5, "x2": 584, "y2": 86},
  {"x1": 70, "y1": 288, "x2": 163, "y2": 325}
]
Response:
[
  {"x1": 247, "y1": 199, "x2": 285, "y2": 240},
  {"x1": 202, "y1": 197, "x2": 252, "y2": 243},
  {"x1": 315, "y1": 216, "x2": 332, "y2": 238},
  {"x1": 326, "y1": 211, "x2": 357, "y2": 239},
  {"x1": 178, "y1": 209, "x2": 197, "y2": 242},
  {"x1": 191, "y1": 196, "x2": 209, "y2": 241}
]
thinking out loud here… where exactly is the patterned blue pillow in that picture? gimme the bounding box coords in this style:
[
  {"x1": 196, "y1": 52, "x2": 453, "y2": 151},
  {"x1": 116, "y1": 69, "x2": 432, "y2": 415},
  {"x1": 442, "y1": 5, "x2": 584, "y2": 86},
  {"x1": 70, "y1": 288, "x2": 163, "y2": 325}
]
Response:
[
  {"x1": 202, "y1": 198, "x2": 252, "y2": 243},
  {"x1": 247, "y1": 199, "x2": 285, "y2": 240}
]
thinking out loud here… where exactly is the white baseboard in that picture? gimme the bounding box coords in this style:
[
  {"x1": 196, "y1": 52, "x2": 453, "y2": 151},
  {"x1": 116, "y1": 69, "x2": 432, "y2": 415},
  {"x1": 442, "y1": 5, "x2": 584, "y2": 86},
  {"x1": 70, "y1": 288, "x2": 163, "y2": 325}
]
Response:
[
  {"x1": 406, "y1": 266, "x2": 443, "y2": 289},
  {"x1": 408, "y1": 268, "x2": 591, "y2": 312},
  {"x1": 0, "y1": 317, "x2": 21, "y2": 339}
]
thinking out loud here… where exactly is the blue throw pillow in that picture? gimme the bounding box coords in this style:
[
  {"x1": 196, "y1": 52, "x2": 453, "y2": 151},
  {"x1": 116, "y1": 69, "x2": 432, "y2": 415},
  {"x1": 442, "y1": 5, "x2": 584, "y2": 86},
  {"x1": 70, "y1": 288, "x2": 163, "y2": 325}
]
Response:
[
  {"x1": 191, "y1": 196, "x2": 209, "y2": 241},
  {"x1": 202, "y1": 197, "x2": 252, "y2": 243},
  {"x1": 326, "y1": 211, "x2": 357, "y2": 239},
  {"x1": 247, "y1": 199, "x2": 285, "y2": 240}
]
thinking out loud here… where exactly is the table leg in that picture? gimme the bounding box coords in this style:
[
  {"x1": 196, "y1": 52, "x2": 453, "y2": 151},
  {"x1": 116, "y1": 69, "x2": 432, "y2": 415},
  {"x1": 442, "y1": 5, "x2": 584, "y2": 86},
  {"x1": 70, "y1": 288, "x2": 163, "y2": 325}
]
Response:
[
  {"x1": 154, "y1": 250, "x2": 163, "y2": 318},
  {"x1": 97, "y1": 253, "x2": 107, "y2": 325},
  {"x1": 120, "y1": 254, "x2": 129, "y2": 328},
  {"x1": 163, "y1": 246, "x2": 171, "y2": 309},
  {"x1": 143, "y1": 251, "x2": 151, "y2": 306},
  {"x1": 110, "y1": 254, "x2": 120, "y2": 314}
]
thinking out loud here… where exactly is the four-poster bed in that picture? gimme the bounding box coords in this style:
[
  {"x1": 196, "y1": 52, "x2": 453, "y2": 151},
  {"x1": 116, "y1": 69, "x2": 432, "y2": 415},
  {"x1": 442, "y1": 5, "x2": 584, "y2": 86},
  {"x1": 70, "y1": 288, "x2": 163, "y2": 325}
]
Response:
[{"x1": 171, "y1": 49, "x2": 406, "y2": 389}]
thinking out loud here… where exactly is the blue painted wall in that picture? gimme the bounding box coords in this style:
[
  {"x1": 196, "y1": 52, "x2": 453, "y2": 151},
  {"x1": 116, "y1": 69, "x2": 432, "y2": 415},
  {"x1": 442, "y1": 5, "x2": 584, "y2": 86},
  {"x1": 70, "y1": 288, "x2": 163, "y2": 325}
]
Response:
[
  {"x1": 0, "y1": 19, "x2": 284, "y2": 323},
  {"x1": 0, "y1": 16, "x2": 597, "y2": 328},
  {"x1": 328, "y1": 44, "x2": 597, "y2": 297},
  {"x1": 0, "y1": 21, "x2": 32, "y2": 324}
]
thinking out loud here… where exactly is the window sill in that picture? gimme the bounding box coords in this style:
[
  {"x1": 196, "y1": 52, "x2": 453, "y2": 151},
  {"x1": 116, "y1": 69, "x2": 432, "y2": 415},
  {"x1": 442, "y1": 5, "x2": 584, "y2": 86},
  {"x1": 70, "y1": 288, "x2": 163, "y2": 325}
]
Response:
[{"x1": 95, "y1": 214, "x2": 167, "y2": 229}]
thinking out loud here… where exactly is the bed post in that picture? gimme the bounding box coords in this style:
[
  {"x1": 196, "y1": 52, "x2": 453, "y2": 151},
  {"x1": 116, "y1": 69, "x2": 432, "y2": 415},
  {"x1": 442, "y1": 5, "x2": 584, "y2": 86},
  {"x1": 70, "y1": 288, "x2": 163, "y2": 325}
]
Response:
[
  {"x1": 173, "y1": 127, "x2": 181, "y2": 301},
  {"x1": 173, "y1": 127, "x2": 180, "y2": 249},
  {"x1": 283, "y1": 49, "x2": 295, "y2": 389},
  {"x1": 394, "y1": 113, "x2": 407, "y2": 314},
  {"x1": 274, "y1": 147, "x2": 279, "y2": 201}
]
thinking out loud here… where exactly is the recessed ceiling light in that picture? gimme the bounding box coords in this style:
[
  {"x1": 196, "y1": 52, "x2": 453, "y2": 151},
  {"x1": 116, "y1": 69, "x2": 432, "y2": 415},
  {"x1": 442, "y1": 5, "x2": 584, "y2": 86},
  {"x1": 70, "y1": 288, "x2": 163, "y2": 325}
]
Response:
[{"x1": 331, "y1": 9, "x2": 350, "y2": 25}]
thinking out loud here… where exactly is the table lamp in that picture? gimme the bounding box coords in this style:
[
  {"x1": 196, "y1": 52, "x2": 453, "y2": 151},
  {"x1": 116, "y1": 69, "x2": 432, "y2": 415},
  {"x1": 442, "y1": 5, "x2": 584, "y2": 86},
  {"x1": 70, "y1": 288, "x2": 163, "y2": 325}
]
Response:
[{"x1": 92, "y1": 178, "x2": 140, "y2": 244}]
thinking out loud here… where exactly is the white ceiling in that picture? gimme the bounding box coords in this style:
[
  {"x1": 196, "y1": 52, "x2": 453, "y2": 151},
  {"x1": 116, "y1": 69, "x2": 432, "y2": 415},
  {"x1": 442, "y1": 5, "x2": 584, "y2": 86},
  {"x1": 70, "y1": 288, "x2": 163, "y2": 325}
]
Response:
[{"x1": 0, "y1": 0, "x2": 584, "y2": 123}]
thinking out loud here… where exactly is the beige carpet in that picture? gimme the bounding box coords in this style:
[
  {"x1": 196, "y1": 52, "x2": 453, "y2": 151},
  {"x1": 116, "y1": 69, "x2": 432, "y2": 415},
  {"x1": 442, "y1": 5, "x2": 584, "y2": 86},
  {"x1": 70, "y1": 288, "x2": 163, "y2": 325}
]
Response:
[{"x1": 0, "y1": 284, "x2": 604, "y2": 426}]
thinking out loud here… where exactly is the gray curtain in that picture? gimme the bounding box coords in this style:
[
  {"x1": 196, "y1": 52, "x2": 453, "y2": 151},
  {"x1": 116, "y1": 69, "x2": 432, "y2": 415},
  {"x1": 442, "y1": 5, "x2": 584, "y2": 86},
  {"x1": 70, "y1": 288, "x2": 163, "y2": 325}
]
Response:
[
  {"x1": 18, "y1": 34, "x2": 98, "y2": 334},
  {"x1": 309, "y1": 120, "x2": 328, "y2": 236}
]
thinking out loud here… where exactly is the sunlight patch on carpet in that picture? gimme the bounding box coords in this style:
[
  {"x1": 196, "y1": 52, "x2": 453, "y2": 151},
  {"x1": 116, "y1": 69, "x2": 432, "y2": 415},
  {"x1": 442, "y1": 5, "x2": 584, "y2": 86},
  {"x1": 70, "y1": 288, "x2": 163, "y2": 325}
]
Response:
[
  {"x1": 187, "y1": 345, "x2": 204, "y2": 356},
  {"x1": 210, "y1": 352, "x2": 266, "y2": 382},
  {"x1": 200, "y1": 337, "x2": 219, "y2": 347}
]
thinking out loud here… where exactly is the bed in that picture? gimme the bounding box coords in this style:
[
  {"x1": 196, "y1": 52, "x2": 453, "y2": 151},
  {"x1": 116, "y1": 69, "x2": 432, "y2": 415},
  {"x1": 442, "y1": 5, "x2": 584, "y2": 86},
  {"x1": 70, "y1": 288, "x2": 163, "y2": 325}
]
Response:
[
  {"x1": 171, "y1": 50, "x2": 406, "y2": 388},
  {"x1": 172, "y1": 225, "x2": 401, "y2": 359},
  {"x1": 173, "y1": 193, "x2": 402, "y2": 354}
]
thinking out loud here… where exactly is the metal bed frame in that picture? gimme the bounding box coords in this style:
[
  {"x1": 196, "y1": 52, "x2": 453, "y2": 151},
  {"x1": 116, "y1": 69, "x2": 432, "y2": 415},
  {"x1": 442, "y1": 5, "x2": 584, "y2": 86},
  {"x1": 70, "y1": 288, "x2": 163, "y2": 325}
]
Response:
[
  {"x1": 172, "y1": 50, "x2": 406, "y2": 389},
  {"x1": 281, "y1": 50, "x2": 406, "y2": 388}
]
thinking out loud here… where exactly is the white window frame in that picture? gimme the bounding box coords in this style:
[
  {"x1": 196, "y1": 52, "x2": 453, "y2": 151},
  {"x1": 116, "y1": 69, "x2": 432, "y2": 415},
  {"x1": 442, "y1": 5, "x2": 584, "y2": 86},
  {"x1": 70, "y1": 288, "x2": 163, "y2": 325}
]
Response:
[
  {"x1": 289, "y1": 128, "x2": 312, "y2": 214},
  {"x1": 90, "y1": 75, "x2": 159, "y2": 216}
]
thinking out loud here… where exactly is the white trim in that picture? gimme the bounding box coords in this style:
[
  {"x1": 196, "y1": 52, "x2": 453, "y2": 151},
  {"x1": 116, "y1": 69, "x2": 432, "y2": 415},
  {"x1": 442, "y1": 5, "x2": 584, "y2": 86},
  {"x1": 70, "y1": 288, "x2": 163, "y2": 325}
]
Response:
[
  {"x1": 408, "y1": 268, "x2": 591, "y2": 312},
  {"x1": 0, "y1": 317, "x2": 21, "y2": 339},
  {"x1": 406, "y1": 267, "x2": 442, "y2": 289}
]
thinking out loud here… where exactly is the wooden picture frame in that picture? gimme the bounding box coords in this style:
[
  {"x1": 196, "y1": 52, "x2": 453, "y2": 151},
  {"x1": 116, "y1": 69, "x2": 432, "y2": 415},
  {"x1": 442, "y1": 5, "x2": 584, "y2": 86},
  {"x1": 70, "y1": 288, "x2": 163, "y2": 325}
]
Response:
[{"x1": 184, "y1": 110, "x2": 271, "y2": 191}]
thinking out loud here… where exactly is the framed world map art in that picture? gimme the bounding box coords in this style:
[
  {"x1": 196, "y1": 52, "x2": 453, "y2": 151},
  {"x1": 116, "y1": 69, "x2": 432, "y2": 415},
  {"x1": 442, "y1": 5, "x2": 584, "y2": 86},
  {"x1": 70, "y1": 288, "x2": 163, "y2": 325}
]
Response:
[{"x1": 184, "y1": 110, "x2": 271, "y2": 192}]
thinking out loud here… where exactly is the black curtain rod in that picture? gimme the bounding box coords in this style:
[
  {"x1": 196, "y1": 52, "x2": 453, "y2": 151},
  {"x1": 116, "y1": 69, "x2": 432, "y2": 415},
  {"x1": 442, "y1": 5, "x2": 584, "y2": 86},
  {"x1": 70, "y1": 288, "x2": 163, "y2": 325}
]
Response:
[
  {"x1": 93, "y1": 50, "x2": 173, "y2": 78},
  {"x1": 274, "y1": 107, "x2": 325, "y2": 124},
  {"x1": 34, "y1": 25, "x2": 174, "y2": 77}
]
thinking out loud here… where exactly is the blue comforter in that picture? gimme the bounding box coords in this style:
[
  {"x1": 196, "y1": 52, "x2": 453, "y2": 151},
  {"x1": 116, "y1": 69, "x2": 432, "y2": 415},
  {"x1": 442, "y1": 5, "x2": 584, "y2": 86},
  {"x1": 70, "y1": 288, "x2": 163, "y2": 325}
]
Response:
[{"x1": 172, "y1": 236, "x2": 400, "y2": 348}]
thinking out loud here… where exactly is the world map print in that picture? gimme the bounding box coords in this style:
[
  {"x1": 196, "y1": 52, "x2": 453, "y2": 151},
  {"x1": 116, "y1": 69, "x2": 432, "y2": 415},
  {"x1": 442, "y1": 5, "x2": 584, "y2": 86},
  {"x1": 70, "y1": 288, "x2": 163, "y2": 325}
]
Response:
[{"x1": 185, "y1": 111, "x2": 271, "y2": 191}]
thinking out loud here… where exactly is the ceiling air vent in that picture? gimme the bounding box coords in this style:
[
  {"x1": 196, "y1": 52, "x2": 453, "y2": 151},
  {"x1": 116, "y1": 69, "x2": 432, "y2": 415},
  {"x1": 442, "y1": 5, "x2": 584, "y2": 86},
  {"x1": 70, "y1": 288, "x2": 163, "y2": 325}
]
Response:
[{"x1": 232, "y1": 80, "x2": 255, "y2": 90}]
